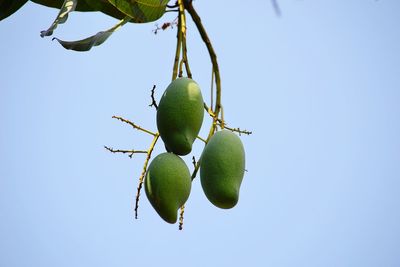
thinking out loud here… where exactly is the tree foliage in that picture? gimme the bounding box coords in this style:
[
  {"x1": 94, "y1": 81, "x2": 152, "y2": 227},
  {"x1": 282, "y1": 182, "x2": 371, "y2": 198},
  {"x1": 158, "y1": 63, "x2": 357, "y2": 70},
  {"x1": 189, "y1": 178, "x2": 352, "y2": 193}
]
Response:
[{"x1": 1, "y1": 0, "x2": 252, "y2": 230}]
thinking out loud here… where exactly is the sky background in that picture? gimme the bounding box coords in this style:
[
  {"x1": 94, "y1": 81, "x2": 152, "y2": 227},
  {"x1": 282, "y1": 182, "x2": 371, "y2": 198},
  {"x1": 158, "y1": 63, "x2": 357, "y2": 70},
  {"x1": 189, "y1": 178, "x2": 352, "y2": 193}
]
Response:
[{"x1": 1, "y1": 1, "x2": 400, "y2": 266}]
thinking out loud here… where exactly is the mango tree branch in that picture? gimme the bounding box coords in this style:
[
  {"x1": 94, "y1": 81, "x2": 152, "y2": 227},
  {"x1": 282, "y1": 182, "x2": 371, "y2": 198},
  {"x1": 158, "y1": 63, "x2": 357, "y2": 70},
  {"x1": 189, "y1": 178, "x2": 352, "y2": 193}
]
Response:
[
  {"x1": 196, "y1": 135, "x2": 207, "y2": 143},
  {"x1": 191, "y1": 156, "x2": 201, "y2": 181},
  {"x1": 112, "y1": 115, "x2": 157, "y2": 136},
  {"x1": 203, "y1": 102, "x2": 215, "y2": 117},
  {"x1": 104, "y1": 146, "x2": 148, "y2": 158},
  {"x1": 220, "y1": 125, "x2": 252, "y2": 135},
  {"x1": 134, "y1": 133, "x2": 160, "y2": 219},
  {"x1": 185, "y1": 2, "x2": 250, "y2": 181},
  {"x1": 185, "y1": 1, "x2": 221, "y2": 120},
  {"x1": 148, "y1": 85, "x2": 158, "y2": 110},
  {"x1": 185, "y1": 2, "x2": 221, "y2": 184}
]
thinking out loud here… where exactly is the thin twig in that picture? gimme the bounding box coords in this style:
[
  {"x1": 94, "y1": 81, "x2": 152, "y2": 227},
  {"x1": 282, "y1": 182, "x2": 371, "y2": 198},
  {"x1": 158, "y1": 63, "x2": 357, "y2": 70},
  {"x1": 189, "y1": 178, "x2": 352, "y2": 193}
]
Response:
[
  {"x1": 167, "y1": 4, "x2": 178, "y2": 9},
  {"x1": 134, "y1": 133, "x2": 160, "y2": 219},
  {"x1": 214, "y1": 117, "x2": 252, "y2": 135},
  {"x1": 203, "y1": 102, "x2": 215, "y2": 117},
  {"x1": 192, "y1": 156, "x2": 197, "y2": 168},
  {"x1": 196, "y1": 136, "x2": 207, "y2": 143},
  {"x1": 149, "y1": 85, "x2": 158, "y2": 110},
  {"x1": 112, "y1": 116, "x2": 156, "y2": 136},
  {"x1": 220, "y1": 125, "x2": 252, "y2": 136},
  {"x1": 191, "y1": 156, "x2": 201, "y2": 181},
  {"x1": 104, "y1": 146, "x2": 147, "y2": 158},
  {"x1": 165, "y1": 9, "x2": 179, "y2": 13}
]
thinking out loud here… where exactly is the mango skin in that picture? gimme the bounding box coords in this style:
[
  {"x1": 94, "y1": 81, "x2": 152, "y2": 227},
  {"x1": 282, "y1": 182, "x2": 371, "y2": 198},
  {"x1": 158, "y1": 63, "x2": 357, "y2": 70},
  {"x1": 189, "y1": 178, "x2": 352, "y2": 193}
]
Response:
[
  {"x1": 200, "y1": 130, "x2": 246, "y2": 209},
  {"x1": 157, "y1": 77, "x2": 204, "y2": 155},
  {"x1": 145, "y1": 153, "x2": 191, "y2": 223}
]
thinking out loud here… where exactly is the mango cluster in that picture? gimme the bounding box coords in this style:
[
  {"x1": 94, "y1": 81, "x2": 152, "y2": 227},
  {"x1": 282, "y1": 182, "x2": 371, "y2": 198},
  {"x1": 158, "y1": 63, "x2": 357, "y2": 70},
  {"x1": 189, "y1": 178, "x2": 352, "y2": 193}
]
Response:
[{"x1": 145, "y1": 77, "x2": 246, "y2": 224}]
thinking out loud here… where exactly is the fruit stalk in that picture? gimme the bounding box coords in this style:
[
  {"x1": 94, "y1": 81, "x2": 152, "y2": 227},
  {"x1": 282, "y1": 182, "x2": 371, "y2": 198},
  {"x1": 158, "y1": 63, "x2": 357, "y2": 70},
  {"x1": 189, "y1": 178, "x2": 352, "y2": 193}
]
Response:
[
  {"x1": 172, "y1": 11, "x2": 182, "y2": 80},
  {"x1": 178, "y1": 0, "x2": 192, "y2": 78}
]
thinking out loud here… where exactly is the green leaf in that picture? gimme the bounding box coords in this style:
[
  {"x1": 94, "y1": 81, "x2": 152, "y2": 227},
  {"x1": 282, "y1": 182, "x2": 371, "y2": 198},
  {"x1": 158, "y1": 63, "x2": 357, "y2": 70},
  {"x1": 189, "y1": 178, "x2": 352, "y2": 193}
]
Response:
[
  {"x1": 84, "y1": 0, "x2": 131, "y2": 20},
  {"x1": 40, "y1": 0, "x2": 77, "y2": 37},
  {"x1": 0, "y1": 0, "x2": 28, "y2": 21},
  {"x1": 30, "y1": 0, "x2": 92, "y2": 11},
  {"x1": 107, "y1": 0, "x2": 170, "y2": 23},
  {"x1": 52, "y1": 16, "x2": 130, "y2": 51},
  {"x1": 30, "y1": 0, "x2": 137, "y2": 22}
]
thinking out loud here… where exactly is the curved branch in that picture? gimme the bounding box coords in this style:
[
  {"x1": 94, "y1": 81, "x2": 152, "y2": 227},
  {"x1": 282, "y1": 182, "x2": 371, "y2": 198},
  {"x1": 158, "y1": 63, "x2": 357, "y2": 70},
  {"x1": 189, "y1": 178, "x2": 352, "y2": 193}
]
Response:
[
  {"x1": 185, "y1": 1, "x2": 221, "y2": 119},
  {"x1": 184, "y1": 1, "x2": 223, "y2": 180},
  {"x1": 134, "y1": 133, "x2": 160, "y2": 219}
]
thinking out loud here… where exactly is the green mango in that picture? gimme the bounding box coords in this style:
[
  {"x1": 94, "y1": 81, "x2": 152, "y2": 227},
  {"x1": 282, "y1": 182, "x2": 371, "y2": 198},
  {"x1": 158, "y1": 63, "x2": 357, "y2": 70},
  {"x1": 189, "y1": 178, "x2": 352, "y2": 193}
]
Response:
[
  {"x1": 157, "y1": 77, "x2": 204, "y2": 155},
  {"x1": 145, "y1": 152, "x2": 191, "y2": 223},
  {"x1": 200, "y1": 130, "x2": 246, "y2": 209}
]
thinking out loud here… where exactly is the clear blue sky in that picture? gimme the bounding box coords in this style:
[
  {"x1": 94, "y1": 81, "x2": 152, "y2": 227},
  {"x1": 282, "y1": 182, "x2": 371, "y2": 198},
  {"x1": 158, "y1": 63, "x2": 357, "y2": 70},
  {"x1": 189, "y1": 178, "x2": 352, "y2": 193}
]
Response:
[{"x1": 1, "y1": 1, "x2": 400, "y2": 266}]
